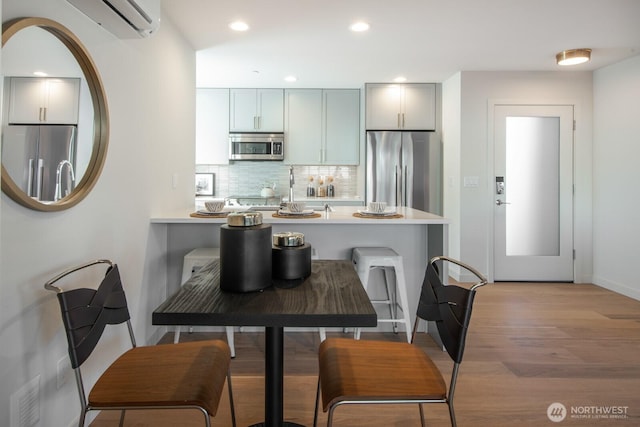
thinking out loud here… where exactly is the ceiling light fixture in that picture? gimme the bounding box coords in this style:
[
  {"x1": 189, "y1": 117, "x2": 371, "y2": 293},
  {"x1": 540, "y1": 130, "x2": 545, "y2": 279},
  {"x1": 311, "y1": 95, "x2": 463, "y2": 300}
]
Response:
[
  {"x1": 556, "y1": 48, "x2": 591, "y2": 66},
  {"x1": 350, "y1": 21, "x2": 370, "y2": 32},
  {"x1": 284, "y1": 75, "x2": 297, "y2": 82},
  {"x1": 393, "y1": 76, "x2": 407, "y2": 83},
  {"x1": 229, "y1": 21, "x2": 249, "y2": 31}
]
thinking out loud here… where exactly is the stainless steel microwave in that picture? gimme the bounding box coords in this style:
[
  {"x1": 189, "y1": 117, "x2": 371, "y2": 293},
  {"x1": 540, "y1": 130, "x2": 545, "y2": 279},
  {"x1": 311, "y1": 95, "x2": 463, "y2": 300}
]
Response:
[{"x1": 229, "y1": 132, "x2": 284, "y2": 161}]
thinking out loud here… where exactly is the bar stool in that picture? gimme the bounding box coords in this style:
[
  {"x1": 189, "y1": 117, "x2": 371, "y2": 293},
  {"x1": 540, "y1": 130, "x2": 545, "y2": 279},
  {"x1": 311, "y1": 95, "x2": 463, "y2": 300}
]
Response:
[
  {"x1": 351, "y1": 247, "x2": 412, "y2": 342},
  {"x1": 176, "y1": 248, "x2": 237, "y2": 358}
]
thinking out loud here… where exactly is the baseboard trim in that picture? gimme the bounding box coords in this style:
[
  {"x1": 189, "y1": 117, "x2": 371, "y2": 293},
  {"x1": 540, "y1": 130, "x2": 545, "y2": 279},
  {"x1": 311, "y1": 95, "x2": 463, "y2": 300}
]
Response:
[{"x1": 592, "y1": 275, "x2": 640, "y2": 301}]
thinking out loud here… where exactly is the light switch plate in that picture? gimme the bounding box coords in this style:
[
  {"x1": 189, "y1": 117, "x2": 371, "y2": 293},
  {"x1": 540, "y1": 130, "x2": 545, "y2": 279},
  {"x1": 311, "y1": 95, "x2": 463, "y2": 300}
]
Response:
[
  {"x1": 463, "y1": 176, "x2": 479, "y2": 187},
  {"x1": 57, "y1": 357, "x2": 71, "y2": 389}
]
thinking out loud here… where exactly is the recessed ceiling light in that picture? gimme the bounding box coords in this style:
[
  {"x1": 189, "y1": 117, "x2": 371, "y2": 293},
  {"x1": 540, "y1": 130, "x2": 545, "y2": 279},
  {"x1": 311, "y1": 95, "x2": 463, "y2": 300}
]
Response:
[
  {"x1": 284, "y1": 75, "x2": 297, "y2": 82},
  {"x1": 556, "y1": 48, "x2": 591, "y2": 66},
  {"x1": 229, "y1": 21, "x2": 249, "y2": 32},
  {"x1": 393, "y1": 76, "x2": 407, "y2": 83},
  {"x1": 350, "y1": 21, "x2": 370, "y2": 32},
  {"x1": 33, "y1": 71, "x2": 48, "y2": 77}
]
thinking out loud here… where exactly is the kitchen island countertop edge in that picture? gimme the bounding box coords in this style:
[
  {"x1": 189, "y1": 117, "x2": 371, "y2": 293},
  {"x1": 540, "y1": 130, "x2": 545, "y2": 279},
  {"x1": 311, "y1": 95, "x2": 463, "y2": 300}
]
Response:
[{"x1": 151, "y1": 206, "x2": 449, "y2": 225}]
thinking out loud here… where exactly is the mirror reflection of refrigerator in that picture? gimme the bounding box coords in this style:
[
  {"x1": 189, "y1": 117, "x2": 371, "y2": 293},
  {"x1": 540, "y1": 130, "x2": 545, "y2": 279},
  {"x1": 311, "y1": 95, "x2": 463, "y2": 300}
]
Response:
[
  {"x1": 366, "y1": 131, "x2": 442, "y2": 215},
  {"x1": 2, "y1": 125, "x2": 77, "y2": 202}
]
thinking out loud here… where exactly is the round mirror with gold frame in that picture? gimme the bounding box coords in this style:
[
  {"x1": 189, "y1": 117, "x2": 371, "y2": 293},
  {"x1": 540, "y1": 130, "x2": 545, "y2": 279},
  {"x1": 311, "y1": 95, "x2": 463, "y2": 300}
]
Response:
[{"x1": 1, "y1": 17, "x2": 109, "y2": 211}]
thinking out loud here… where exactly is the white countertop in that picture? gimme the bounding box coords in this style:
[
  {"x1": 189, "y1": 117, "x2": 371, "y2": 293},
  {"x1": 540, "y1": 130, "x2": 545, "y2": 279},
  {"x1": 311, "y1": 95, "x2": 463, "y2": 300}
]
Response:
[{"x1": 151, "y1": 206, "x2": 448, "y2": 225}]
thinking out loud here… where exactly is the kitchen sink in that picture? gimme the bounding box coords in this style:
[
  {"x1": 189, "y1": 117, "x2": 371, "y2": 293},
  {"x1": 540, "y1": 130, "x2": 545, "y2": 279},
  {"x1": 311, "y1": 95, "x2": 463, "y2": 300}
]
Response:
[{"x1": 247, "y1": 205, "x2": 281, "y2": 211}]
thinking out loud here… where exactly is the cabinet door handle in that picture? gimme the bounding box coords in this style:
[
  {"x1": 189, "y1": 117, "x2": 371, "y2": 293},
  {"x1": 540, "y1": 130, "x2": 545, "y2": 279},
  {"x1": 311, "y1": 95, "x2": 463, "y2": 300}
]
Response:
[
  {"x1": 397, "y1": 113, "x2": 401, "y2": 129},
  {"x1": 402, "y1": 113, "x2": 405, "y2": 128},
  {"x1": 43, "y1": 107, "x2": 47, "y2": 122}
]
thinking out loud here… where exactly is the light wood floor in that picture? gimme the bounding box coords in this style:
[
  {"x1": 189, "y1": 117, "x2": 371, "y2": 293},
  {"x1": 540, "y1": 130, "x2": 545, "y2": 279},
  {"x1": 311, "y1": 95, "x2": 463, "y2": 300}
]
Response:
[{"x1": 91, "y1": 282, "x2": 640, "y2": 426}]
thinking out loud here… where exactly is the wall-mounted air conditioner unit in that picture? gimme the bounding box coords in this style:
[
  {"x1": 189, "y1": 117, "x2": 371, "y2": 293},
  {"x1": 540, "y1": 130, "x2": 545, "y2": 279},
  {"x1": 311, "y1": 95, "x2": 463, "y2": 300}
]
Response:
[{"x1": 67, "y1": 0, "x2": 161, "y2": 38}]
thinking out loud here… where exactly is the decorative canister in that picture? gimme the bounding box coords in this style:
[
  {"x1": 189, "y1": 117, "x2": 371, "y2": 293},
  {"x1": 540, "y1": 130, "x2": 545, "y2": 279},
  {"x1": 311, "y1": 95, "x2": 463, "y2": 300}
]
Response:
[
  {"x1": 220, "y1": 212, "x2": 272, "y2": 292},
  {"x1": 272, "y1": 231, "x2": 312, "y2": 286}
]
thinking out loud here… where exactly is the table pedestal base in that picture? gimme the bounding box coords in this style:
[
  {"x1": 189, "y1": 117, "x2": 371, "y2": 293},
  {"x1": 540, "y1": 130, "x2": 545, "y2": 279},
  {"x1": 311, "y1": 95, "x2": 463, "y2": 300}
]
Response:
[
  {"x1": 256, "y1": 327, "x2": 308, "y2": 427},
  {"x1": 250, "y1": 423, "x2": 305, "y2": 427}
]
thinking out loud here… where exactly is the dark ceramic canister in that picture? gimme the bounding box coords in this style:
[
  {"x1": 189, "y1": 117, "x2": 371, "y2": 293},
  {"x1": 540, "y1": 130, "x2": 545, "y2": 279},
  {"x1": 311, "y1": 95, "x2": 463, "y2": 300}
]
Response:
[
  {"x1": 220, "y1": 212, "x2": 272, "y2": 293},
  {"x1": 271, "y1": 232, "x2": 312, "y2": 288}
]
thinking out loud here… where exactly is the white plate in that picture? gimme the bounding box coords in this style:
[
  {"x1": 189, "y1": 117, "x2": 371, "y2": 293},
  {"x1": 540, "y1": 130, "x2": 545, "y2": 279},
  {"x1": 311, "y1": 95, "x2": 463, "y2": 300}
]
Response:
[
  {"x1": 278, "y1": 209, "x2": 315, "y2": 216},
  {"x1": 197, "y1": 210, "x2": 226, "y2": 215},
  {"x1": 358, "y1": 209, "x2": 397, "y2": 216}
]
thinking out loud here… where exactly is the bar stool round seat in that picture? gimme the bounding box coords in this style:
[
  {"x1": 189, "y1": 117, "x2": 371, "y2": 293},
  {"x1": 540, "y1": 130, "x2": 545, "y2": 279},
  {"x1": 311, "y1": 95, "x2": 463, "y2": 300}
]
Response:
[
  {"x1": 178, "y1": 248, "x2": 236, "y2": 358},
  {"x1": 351, "y1": 247, "x2": 412, "y2": 342}
]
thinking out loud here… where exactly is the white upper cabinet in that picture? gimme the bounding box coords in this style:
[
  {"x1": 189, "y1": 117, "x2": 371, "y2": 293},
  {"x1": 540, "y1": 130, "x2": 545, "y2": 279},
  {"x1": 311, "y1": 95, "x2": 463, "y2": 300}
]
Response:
[
  {"x1": 285, "y1": 89, "x2": 360, "y2": 165},
  {"x1": 365, "y1": 83, "x2": 436, "y2": 130},
  {"x1": 229, "y1": 88, "x2": 284, "y2": 132},
  {"x1": 8, "y1": 77, "x2": 80, "y2": 124},
  {"x1": 196, "y1": 88, "x2": 229, "y2": 165}
]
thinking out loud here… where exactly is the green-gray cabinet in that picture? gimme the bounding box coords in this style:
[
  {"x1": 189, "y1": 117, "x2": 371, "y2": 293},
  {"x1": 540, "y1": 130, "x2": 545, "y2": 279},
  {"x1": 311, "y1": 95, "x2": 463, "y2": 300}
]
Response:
[
  {"x1": 229, "y1": 88, "x2": 284, "y2": 132},
  {"x1": 196, "y1": 88, "x2": 229, "y2": 165},
  {"x1": 284, "y1": 88, "x2": 360, "y2": 165}
]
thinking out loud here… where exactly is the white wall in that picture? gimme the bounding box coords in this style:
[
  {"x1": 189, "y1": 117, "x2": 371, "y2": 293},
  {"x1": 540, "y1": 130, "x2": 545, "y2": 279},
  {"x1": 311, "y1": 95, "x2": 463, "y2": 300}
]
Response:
[
  {"x1": 442, "y1": 72, "x2": 462, "y2": 263},
  {"x1": 592, "y1": 55, "x2": 640, "y2": 300},
  {"x1": 448, "y1": 71, "x2": 594, "y2": 282},
  {"x1": 0, "y1": 0, "x2": 195, "y2": 425}
]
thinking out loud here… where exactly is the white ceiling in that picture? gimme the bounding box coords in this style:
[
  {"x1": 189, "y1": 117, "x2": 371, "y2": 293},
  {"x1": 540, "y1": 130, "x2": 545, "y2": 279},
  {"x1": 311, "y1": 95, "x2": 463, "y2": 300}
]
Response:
[{"x1": 162, "y1": 0, "x2": 640, "y2": 88}]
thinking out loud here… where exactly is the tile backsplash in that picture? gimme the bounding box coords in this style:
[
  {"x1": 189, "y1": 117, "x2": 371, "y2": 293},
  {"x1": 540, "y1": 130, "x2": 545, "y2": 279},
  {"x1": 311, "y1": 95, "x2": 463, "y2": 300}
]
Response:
[{"x1": 196, "y1": 163, "x2": 359, "y2": 200}]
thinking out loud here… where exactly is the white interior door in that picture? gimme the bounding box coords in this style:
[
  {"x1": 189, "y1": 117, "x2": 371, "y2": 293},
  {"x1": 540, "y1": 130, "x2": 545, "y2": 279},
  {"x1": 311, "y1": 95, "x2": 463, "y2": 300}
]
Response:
[{"x1": 493, "y1": 105, "x2": 574, "y2": 281}]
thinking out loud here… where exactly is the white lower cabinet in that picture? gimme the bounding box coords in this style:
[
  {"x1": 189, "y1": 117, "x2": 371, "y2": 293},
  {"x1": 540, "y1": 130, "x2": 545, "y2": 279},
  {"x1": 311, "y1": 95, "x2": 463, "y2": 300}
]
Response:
[{"x1": 285, "y1": 88, "x2": 360, "y2": 165}]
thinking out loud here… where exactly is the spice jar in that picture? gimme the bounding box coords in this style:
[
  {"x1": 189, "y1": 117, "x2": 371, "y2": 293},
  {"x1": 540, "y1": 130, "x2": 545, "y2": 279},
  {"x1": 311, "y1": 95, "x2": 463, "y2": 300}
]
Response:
[
  {"x1": 327, "y1": 176, "x2": 335, "y2": 197},
  {"x1": 317, "y1": 176, "x2": 326, "y2": 197},
  {"x1": 306, "y1": 176, "x2": 316, "y2": 197}
]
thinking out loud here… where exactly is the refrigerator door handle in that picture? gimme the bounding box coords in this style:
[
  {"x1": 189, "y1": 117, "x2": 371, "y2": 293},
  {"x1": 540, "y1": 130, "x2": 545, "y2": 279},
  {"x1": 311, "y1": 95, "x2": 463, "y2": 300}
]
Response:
[
  {"x1": 28, "y1": 159, "x2": 35, "y2": 197},
  {"x1": 395, "y1": 165, "x2": 402, "y2": 206},
  {"x1": 36, "y1": 158, "x2": 44, "y2": 200},
  {"x1": 403, "y1": 165, "x2": 408, "y2": 207}
]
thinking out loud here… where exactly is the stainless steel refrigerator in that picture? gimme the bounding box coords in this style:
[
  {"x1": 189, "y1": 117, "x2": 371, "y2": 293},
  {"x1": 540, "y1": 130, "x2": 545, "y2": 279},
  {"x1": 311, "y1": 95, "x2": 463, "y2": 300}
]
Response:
[
  {"x1": 2, "y1": 125, "x2": 77, "y2": 202},
  {"x1": 366, "y1": 131, "x2": 442, "y2": 214}
]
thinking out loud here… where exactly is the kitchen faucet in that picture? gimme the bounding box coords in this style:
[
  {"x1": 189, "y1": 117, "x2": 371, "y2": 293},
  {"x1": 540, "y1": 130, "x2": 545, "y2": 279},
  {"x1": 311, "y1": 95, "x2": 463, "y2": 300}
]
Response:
[
  {"x1": 288, "y1": 166, "x2": 295, "y2": 202},
  {"x1": 54, "y1": 160, "x2": 75, "y2": 201}
]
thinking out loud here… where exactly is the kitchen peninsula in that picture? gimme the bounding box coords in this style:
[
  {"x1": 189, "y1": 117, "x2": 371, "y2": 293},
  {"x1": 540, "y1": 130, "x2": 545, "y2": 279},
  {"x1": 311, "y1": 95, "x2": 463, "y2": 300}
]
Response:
[{"x1": 151, "y1": 206, "x2": 448, "y2": 330}]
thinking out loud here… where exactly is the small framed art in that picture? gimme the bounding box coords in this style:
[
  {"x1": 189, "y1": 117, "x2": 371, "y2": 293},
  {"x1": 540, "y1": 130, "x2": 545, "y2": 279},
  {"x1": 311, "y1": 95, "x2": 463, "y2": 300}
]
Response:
[{"x1": 195, "y1": 173, "x2": 214, "y2": 196}]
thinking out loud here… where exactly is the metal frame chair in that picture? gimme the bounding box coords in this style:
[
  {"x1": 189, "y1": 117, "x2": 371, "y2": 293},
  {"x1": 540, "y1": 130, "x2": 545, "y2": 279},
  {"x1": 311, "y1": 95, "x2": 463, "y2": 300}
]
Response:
[
  {"x1": 313, "y1": 256, "x2": 488, "y2": 427},
  {"x1": 45, "y1": 259, "x2": 236, "y2": 427}
]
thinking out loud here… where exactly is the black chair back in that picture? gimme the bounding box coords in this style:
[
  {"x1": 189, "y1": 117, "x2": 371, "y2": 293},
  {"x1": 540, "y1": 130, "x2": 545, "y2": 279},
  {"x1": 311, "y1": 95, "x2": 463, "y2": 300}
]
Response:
[
  {"x1": 416, "y1": 260, "x2": 477, "y2": 364},
  {"x1": 55, "y1": 264, "x2": 131, "y2": 368}
]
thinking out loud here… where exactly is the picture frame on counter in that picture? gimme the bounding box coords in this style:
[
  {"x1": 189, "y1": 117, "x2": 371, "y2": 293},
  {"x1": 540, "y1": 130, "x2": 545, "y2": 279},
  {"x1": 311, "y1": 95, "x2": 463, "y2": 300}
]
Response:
[{"x1": 195, "y1": 173, "x2": 214, "y2": 196}]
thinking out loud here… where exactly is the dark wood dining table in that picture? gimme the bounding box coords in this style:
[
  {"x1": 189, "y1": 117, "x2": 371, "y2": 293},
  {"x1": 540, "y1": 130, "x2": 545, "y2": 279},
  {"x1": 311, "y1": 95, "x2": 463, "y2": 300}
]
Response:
[{"x1": 152, "y1": 259, "x2": 377, "y2": 427}]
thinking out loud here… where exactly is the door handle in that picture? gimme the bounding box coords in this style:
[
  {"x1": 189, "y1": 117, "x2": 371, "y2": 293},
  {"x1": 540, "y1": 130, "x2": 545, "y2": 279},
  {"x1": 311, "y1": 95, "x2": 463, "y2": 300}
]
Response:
[{"x1": 495, "y1": 199, "x2": 511, "y2": 206}]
